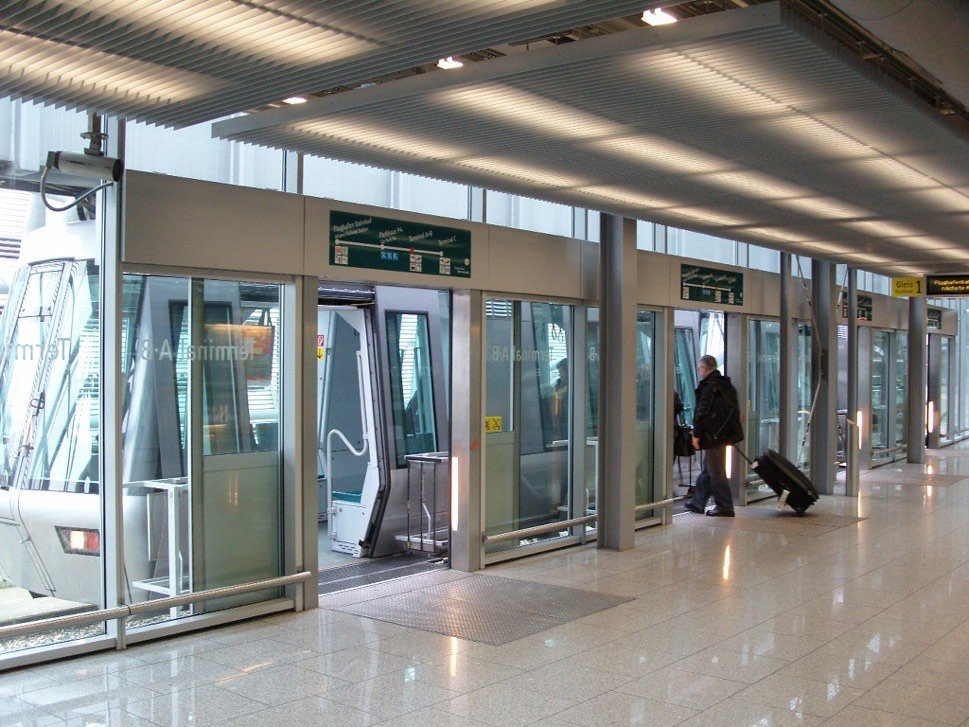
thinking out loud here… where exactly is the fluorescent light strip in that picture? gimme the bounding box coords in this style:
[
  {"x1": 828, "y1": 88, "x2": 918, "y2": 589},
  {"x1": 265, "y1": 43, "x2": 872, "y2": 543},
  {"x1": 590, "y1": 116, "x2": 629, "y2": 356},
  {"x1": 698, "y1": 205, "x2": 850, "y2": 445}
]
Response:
[
  {"x1": 776, "y1": 196, "x2": 873, "y2": 220},
  {"x1": 435, "y1": 85, "x2": 625, "y2": 140},
  {"x1": 842, "y1": 219, "x2": 925, "y2": 238},
  {"x1": 54, "y1": 0, "x2": 373, "y2": 67},
  {"x1": 457, "y1": 157, "x2": 585, "y2": 188},
  {"x1": 697, "y1": 171, "x2": 808, "y2": 200},
  {"x1": 595, "y1": 135, "x2": 728, "y2": 174},
  {"x1": 664, "y1": 207, "x2": 750, "y2": 227},
  {"x1": 0, "y1": 29, "x2": 218, "y2": 104},
  {"x1": 293, "y1": 118, "x2": 467, "y2": 160},
  {"x1": 579, "y1": 185, "x2": 676, "y2": 209}
]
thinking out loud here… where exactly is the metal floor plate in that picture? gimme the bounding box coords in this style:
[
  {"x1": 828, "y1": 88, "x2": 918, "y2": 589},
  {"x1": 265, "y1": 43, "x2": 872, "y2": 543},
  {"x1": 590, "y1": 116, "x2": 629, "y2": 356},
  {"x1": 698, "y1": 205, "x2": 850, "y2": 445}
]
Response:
[
  {"x1": 333, "y1": 574, "x2": 632, "y2": 645},
  {"x1": 318, "y1": 554, "x2": 445, "y2": 596}
]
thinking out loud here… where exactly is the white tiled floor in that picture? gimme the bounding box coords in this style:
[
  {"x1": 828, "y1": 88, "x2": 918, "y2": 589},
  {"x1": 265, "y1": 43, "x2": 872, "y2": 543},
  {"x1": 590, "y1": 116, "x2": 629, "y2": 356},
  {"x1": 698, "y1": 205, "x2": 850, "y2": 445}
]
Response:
[{"x1": 8, "y1": 445, "x2": 969, "y2": 726}]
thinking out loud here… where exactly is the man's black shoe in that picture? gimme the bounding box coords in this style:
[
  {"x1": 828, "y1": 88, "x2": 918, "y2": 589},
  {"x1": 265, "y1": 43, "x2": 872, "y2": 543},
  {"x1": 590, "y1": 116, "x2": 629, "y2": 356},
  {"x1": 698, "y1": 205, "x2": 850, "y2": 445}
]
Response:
[
  {"x1": 683, "y1": 502, "x2": 704, "y2": 514},
  {"x1": 705, "y1": 507, "x2": 735, "y2": 517}
]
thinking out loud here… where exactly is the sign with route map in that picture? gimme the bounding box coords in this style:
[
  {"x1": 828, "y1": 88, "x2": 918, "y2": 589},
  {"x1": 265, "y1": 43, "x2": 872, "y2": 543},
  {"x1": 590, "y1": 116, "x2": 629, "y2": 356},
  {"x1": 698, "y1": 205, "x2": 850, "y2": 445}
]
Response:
[{"x1": 330, "y1": 210, "x2": 471, "y2": 278}]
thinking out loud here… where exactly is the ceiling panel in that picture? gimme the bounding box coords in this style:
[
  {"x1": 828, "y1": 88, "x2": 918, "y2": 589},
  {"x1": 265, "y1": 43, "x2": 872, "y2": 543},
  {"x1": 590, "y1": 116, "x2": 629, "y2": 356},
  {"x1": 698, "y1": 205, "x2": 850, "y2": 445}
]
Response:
[
  {"x1": 215, "y1": 2, "x2": 969, "y2": 275},
  {"x1": 0, "y1": 0, "x2": 655, "y2": 127}
]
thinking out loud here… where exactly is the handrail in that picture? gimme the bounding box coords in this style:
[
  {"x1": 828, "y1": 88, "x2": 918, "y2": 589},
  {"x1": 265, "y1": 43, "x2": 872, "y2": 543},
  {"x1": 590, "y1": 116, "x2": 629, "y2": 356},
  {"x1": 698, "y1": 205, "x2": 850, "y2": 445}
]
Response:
[
  {"x1": 482, "y1": 494, "x2": 688, "y2": 544},
  {"x1": 324, "y1": 350, "x2": 370, "y2": 517},
  {"x1": 0, "y1": 571, "x2": 313, "y2": 640}
]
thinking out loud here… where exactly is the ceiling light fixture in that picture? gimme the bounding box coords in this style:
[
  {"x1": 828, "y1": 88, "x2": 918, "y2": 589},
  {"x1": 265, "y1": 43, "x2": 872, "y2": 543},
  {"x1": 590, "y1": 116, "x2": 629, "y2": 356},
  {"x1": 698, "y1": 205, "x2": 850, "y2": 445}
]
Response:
[
  {"x1": 282, "y1": 96, "x2": 307, "y2": 105},
  {"x1": 437, "y1": 57, "x2": 464, "y2": 70},
  {"x1": 642, "y1": 8, "x2": 677, "y2": 26}
]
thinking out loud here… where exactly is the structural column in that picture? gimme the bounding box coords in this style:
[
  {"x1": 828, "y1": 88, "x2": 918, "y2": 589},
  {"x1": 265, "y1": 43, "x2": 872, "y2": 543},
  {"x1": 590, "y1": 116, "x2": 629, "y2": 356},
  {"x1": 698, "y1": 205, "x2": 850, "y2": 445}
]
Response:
[
  {"x1": 778, "y1": 253, "x2": 796, "y2": 461},
  {"x1": 597, "y1": 214, "x2": 637, "y2": 550},
  {"x1": 809, "y1": 260, "x2": 838, "y2": 494},
  {"x1": 450, "y1": 290, "x2": 483, "y2": 571},
  {"x1": 846, "y1": 269, "x2": 859, "y2": 424},
  {"x1": 907, "y1": 296, "x2": 927, "y2": 462}
]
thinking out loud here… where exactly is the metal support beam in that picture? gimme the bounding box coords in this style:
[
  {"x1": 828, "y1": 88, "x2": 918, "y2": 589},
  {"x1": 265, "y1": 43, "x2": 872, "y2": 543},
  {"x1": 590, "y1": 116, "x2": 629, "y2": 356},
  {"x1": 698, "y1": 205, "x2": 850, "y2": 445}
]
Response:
[
  {"x1": 296, "y1": 276, "x2": 318, "y2": 607},
  {"x1": 450, "y1": 290, "x2": 483, "y2": 571},
  {"x1": 809, "y1": 260, "x2": 838, "y2": 494},
  {"x1": 597, "y1": 214, "x2": 637, "y2": 551},
  {"x1": 908, "y1": 296, "x2": 928, "y2": 463}
]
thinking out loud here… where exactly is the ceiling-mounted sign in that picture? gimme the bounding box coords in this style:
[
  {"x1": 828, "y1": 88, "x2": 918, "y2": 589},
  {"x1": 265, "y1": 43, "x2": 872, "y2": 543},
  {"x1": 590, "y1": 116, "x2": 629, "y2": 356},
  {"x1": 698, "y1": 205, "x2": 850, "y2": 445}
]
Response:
[
  {"x1": 891, "y1": 277, "x2": 924, "y2": 297},
  {"x1": 680, "y1": 264, "x2": 744, "y2": 307},
  {"x1": 840, "y1": 293, "x2": 873, "y2": 322},
  {"x1": 330, "y1": 210, "x2": 471, "y2": 278},
  {"x1": 927, "y1": 309, "x2": 943, "y2": 330},
  {"x1": 926, "y1": 274, "x2": 969, "y2": 297}
]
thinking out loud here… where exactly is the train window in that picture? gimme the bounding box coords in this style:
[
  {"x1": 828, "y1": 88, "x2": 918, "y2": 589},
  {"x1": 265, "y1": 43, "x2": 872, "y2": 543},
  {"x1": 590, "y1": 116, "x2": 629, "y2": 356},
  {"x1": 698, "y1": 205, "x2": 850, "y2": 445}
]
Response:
[
  {"x1": 747, "y1": 319, "x2": 781, "y2": 464},
  {"x1": 386, "y1": 312, "x2": 436, "y2": 466},
  {"x1": 894, "y1": 332, "x2": 908, "y2": 447},
  {"x1": 673, "y1": 327, "x2": 697, "y2": 425},
  {"x1": 26, "y1": 265, "x2": 101, "y2": 493},
  {"x1": 0, "y1": 265, "x2": 66, "y2": 489},
  {"x1": 871, "y1": 330, "x2": 891, "y2": 452}
]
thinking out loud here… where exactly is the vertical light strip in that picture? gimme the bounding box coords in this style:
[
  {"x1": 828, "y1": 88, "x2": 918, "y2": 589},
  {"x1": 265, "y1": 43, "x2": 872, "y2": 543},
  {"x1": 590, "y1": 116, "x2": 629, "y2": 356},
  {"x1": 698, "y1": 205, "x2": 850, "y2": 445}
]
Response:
[
  {"x1": 450, "y1": 455, "x2": 460, "y2": 532},
  {"x1": 725, "y1": 445, "x2": 733, "y2": 479},
  {"x1": 927, "y1": 401, "x2": 935, "y2": 434},
  {"x1": 856, "y1": 410, "x2": 864, "y2": 449}
]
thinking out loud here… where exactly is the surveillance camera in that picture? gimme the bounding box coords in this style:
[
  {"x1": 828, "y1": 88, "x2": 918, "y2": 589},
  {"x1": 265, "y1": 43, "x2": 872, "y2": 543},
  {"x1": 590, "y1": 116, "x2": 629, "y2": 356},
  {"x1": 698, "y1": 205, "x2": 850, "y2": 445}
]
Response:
[{"x1": 46, "y1": 151, "x2": 123, "y2": 182}]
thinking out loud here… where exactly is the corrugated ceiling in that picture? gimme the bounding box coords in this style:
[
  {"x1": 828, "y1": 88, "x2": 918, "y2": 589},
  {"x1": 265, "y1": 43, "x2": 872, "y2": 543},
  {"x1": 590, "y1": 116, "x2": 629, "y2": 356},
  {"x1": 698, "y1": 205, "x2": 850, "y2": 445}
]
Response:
[
  {"x1": 215, "y1": 3, "x2": 969, "y2": 276},
  {"x1": 0, "y1": 0, "x2": 657, "y2": 127}
]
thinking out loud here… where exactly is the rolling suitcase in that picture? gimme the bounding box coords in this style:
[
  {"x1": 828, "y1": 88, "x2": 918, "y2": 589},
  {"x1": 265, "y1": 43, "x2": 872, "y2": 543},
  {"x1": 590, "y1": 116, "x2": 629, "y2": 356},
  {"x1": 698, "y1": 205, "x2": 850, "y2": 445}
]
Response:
[{"x1": 741, "y1": 449, "x2": 819, "y2": 514}]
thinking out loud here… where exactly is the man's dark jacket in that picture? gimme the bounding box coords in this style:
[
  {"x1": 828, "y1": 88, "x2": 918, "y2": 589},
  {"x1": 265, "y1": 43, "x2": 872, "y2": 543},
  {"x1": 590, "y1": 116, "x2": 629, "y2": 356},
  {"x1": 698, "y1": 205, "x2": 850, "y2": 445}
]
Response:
[{"x1": 692, "y1": 370, "x2": 744, "y2": 450}]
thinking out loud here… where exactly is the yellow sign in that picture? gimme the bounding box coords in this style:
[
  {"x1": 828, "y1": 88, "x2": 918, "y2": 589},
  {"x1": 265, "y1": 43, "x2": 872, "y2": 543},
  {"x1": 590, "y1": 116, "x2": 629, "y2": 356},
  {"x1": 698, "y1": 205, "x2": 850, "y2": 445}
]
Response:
[
  {"x1": 891, "y1": 277, "x2": 924, "y2": 297},
  {"x1": 316, "y1": 347, "x2": 324, "y2": 360},
  {"x1": 484, "y1": 415, "x2": 502, "y2": 433}
]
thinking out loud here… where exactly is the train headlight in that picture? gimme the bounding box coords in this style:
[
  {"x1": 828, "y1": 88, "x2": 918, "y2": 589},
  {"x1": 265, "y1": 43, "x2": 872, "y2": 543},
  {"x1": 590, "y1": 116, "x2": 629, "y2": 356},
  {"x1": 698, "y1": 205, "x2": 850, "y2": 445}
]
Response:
[{"x1": 55, "y1": 526, "x2": 101, "y2": 556}]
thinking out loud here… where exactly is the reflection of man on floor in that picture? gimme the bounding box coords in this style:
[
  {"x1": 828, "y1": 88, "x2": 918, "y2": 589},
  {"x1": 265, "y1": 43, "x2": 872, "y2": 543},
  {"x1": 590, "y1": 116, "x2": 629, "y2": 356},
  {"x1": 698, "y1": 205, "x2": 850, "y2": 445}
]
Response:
[{"x1": 684, "y1": 355, "x2": 743, "y2": 518}]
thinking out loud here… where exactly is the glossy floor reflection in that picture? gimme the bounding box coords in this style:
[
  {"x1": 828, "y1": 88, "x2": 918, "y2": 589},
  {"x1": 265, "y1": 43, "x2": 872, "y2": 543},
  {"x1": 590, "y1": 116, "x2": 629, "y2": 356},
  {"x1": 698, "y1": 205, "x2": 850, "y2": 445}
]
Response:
[{"x1": 9, "y1": 443, "x2": 969, "y2": 726}]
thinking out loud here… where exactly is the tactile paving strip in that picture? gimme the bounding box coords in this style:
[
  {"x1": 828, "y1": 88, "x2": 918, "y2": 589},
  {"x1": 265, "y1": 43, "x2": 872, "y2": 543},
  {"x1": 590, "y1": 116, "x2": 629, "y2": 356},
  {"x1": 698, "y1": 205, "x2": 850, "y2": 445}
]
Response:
[{"x1": 332, "y1": 574, "x2": 632, "y2": 645}]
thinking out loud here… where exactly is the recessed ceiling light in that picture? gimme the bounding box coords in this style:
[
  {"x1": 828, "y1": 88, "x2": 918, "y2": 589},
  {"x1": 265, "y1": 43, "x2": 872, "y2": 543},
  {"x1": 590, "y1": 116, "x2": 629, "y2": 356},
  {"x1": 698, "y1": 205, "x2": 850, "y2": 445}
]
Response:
[
  {"x1": 437, "y1": 57, "x2": 464, "y2": 70},
  {"x1": 642, "y1": 8, "x2": 677, "y2": 26},
  {"x1": 282, "y1": 96, "x2": 307, "y2": 105}
]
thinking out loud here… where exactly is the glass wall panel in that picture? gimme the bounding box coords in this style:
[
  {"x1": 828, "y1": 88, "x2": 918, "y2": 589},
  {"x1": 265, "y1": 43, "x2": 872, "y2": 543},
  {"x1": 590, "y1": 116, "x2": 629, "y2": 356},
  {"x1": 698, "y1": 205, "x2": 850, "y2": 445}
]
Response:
[
  {"x1": 795, "y1": 323, "x2": 812, "y2": 469},
  {"x1": 668, "y1": 229, "x2": 737, "y2": 266},
  {"x1": 396, "y1": 173, "x2": 469, "y2": 220},
  {"x1": 673, "y1": 327, "x2": 698, "y2": 426},
  {"x1": 940, "y1": 336, "x2": 951, "y2": 439},
  {"x1": 120, "y1": 275, "x2": 283, "y2": 625},
  {"x1": 0, "y1": 195, "x2": 104, "y2": 655},
  {"x1": 585, "y1": 309, "x2": 657, "y2": 521},
  {"x1": 303, "y1": 156, "x2": 394, "y2": 208},
  {"x1": 747, "y1": 319, "x2": 780, "y2": 496},
  {"x1": 126, "y1": 121, "x2": 283, "y2": 190},
  {"x1": 486, "y1": 192, "x2": 573, "y2": 237},
  {"x1": 871, "y1": 330, "x2": 891, "y2": 454},
  {"x1": 634, "y1": 311, "x2": 657, "y2": 517},
  {"x1": 386, "y1": 312, "x2": 437, "y2": 466},
  {"x1": 895, "y1": 332, "x2": 908, "y2": 447},
  {"x1": 484, "y1": 299, "x2": 572, "y2": 553}
]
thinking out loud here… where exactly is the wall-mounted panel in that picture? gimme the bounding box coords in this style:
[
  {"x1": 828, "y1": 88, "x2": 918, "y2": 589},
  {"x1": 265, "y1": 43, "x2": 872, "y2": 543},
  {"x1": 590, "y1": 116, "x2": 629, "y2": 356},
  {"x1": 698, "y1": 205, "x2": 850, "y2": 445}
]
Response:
[
  {"x1": 123, "y1": 171, "x2": 303, "y2": 275},
  {"x1": 304, "y1": 197, "x2": 488, "y2": 290},
  {"x1": 486, "y1": 225, "x2": 582, "y2": 300}
]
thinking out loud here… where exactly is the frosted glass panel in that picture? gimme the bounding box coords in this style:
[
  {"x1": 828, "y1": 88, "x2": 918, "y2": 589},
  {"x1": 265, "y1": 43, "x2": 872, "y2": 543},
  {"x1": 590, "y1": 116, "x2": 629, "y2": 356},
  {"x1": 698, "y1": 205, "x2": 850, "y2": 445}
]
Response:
[
  {"x1": 397, "y1": 173, "x2": 468, "y2": 220},
  {"x1": 303, "y1": 156, "x2": 393, "y2": 208}
]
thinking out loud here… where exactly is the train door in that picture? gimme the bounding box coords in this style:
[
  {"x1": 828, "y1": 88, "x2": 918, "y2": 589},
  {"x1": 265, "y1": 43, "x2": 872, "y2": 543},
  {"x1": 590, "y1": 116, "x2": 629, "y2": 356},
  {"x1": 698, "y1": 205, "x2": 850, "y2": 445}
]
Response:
[
  {"x1": 671, "y1": 309, "x2": 726, "y2": 503},
  {"x1": 316, "y1": 303, "x2": 381, "y2": 566}
]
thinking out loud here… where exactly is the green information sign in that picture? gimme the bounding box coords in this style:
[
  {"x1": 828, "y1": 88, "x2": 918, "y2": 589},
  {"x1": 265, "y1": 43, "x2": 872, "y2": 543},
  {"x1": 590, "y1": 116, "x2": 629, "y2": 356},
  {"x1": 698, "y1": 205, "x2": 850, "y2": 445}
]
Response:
[
  {"x1": 926, "y1": 274, "x2": 969, "y2": 297},
  {"x1": 841, "y1": 294, "x2": 873, "y2": 322},
  {"x1": 680, "y1": 264, "x2": 743, "y2": 306},
  {"x1": 927, "y1": 309, "x2": 943, "y2": 330},
  {"x1": 330, "y1": 210, "x2": 471, "y2": 278}
]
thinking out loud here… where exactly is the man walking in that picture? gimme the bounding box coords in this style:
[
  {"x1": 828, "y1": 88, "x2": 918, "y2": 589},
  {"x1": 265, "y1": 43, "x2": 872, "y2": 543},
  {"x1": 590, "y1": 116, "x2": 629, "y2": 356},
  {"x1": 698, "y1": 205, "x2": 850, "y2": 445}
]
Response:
[{"x1": 684, "y1": 355, "x2": 744, "y2": 517}]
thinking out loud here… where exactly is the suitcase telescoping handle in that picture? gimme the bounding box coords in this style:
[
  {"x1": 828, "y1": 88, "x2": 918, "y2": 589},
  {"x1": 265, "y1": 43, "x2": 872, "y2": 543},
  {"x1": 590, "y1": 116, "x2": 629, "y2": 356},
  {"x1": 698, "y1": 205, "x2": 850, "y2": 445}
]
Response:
[{"x1": 734, "y1": 447, "x2": 755, "y2": 468}]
